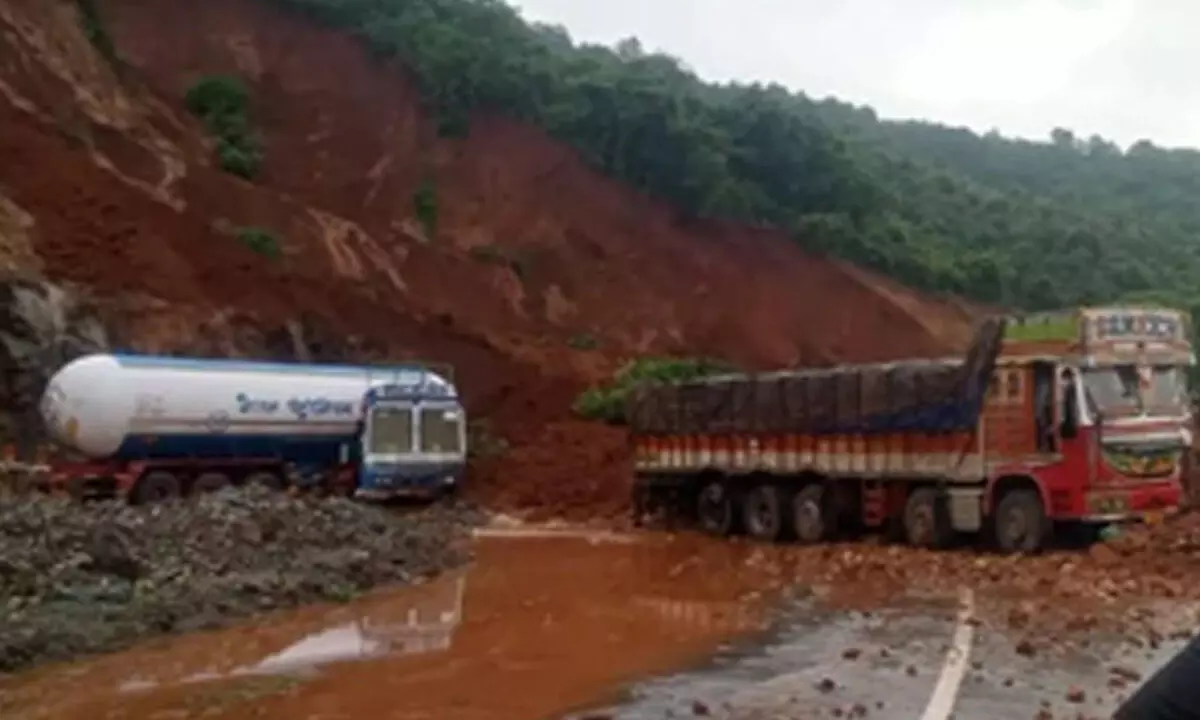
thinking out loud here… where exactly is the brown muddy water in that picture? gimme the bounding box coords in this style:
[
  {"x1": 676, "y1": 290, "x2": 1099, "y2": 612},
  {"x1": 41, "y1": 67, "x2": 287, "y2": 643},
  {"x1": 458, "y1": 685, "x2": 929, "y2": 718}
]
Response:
[
  {"x1": 0, "y1": 531, "x2": 802, "y2": 720},
  {"x1": 0, "y1": 529, "x2": 1189, "y2": 720}
]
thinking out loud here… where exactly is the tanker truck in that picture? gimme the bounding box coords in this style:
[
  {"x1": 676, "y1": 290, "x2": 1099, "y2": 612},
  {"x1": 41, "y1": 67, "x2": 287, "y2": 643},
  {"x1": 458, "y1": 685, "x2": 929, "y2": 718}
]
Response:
[{"x1": 35, "y1": 353, "x2": 467, "y2": 503}]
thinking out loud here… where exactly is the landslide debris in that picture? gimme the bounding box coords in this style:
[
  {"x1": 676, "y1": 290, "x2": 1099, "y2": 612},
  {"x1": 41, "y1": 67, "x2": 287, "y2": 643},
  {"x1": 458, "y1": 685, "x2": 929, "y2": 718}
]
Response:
[
  {"x1": 0, "y1": 486, "x2": 480, "y2": 672},
  {"x1": 781, "y1": 513, "x2": 1200, "y2": 650}
]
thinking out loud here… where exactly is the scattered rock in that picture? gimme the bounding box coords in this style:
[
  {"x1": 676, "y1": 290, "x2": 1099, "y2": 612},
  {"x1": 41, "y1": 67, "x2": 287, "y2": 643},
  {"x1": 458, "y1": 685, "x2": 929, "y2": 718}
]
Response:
[
  {"x1": 0, "y1": 486, "x2": 480, "y2": 672},
  {"x1": 691, "y1": 700, "x2": 710, "y2": 715},
  {"x1": 1110, "y1": 665, "x2": 1143, "y2": 683},
  {"x1": 841, "y1": 647, "x2": 862, "y2": 660},
  {"x1": 816, "y1": 677, "x2": 837, "y2": 693},
  {"x1": 1015, "y1": 639, "x2": 1037, "y2": 657},
  {"x1": 1066, "y1": 686, "x2": 1085, "y2": 703}
]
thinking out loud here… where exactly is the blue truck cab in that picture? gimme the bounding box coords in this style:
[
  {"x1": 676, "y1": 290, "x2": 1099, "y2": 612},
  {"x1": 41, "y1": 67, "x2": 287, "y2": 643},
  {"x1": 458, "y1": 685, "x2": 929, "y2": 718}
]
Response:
[{"x1": 354, "y1": 377, "x2": 467, "y2": 500}]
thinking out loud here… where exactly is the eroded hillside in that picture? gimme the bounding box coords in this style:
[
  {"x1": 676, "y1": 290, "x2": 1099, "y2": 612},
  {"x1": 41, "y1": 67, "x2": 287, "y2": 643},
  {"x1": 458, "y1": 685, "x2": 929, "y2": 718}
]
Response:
[{"x1": 0, "y1": 0, "x2": 976, "y2": 516}]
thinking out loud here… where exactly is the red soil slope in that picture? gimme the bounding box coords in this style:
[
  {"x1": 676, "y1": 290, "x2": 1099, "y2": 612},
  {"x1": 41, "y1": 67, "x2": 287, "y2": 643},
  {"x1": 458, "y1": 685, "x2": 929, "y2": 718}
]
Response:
[{"x1": 0, "y1": 0, "x2": 978, "y2": 518}]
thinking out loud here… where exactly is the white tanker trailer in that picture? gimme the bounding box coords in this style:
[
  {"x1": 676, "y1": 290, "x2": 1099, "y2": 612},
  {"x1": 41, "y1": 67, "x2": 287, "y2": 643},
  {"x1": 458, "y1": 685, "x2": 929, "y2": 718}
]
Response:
[{"x1": 37, "y1": 353, "x2": 467, "y2": 503}]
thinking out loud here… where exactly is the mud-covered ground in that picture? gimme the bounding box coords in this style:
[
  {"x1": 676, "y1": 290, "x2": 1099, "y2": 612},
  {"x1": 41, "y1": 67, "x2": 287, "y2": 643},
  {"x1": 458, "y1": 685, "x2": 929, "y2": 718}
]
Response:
[
  {"x1": 5, "y1": 529, "x2": 1199, "y2": 720},
  {"x1": 0, "y1": 486, "x2": 480, "y2": 672}
]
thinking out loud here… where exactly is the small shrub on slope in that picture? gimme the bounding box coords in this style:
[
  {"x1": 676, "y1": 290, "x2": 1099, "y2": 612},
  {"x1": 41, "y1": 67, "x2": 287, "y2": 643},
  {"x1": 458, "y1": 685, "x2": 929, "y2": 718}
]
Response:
[
  {"x1": 185, "y1": 75, "x2": 264, "y2": 179},
  {"x1": 574, "y1": 357, "x2": 734, "y2": 424}
]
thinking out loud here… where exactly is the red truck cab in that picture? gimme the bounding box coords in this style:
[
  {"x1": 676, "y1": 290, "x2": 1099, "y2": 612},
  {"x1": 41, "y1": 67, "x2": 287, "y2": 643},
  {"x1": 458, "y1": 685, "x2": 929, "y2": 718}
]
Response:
[{"x1": 994, "y1": 308, "x2": 1191, "y2": 531}]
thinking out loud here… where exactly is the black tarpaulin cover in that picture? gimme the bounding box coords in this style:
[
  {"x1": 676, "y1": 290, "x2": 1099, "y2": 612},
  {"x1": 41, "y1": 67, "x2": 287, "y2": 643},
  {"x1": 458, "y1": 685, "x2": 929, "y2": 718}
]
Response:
[{"x1": 628, "y1": 317, "x2": 1006, "y2": 436}]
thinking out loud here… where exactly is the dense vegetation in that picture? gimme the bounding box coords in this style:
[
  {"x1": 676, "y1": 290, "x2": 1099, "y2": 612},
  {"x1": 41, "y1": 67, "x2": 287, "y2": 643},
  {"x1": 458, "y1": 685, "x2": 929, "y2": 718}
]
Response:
[
  {"x1": 266, "y1": 0, "x2": 1200, "y2": 323},
  {"x1": 573, "y1": 358, "x2": 734, "y2": 423},
  {"x1": 185, "y1": 76, "x2": 264, "y2": 179}
]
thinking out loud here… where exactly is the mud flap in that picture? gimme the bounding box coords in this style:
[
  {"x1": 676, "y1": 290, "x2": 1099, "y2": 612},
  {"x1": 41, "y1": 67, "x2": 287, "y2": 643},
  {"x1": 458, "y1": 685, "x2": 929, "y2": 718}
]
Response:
[{"x1": 1114, "y1": 633, "x2": 1200, "y2": 719}]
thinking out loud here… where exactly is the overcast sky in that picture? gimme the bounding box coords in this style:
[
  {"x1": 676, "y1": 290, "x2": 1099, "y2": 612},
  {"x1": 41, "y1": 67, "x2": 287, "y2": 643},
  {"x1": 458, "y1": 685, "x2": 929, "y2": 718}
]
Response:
[{"x1": 508, "y1": 0, "x2": 1199, "y2": 149}]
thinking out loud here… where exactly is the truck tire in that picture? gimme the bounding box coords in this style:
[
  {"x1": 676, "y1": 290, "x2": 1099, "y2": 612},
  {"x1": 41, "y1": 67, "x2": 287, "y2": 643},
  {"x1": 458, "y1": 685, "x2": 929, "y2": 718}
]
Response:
[
  {"x1": 132, "y1": 471, "x2": 181, "y2": 505},
  {"x1": 742, "y1": 484, "x2": 789, "y2": 542},
  {"x1": 192, "y1": 472, "x2": 230, "y2": 495},
  {"x1": 904, "y1": 487, "x2": 952, "y2": 549},
  {"x1": 696, "y1": 480, "x2": 737, "y2": 536},
  {"x1": 792, "y1": 483, "x2": 835, "y2": 544},
  {"x1": 992, "y1": 488, "x2": 1049, "y2": 553}
]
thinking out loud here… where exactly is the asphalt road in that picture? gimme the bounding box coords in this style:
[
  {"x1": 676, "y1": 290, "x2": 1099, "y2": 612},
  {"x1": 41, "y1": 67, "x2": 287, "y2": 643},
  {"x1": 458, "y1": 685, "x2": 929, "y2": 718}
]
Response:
[{"x1": 573, "y1": 591, "x2": 1194, "y2": 720}]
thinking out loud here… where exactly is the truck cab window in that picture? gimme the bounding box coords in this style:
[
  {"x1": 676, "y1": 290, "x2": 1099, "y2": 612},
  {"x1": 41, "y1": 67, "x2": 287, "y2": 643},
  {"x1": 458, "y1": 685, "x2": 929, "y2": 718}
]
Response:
[
  {"x1": 368, "y1": 405, "x2": 413, "y2": 454},
  {"x1": 1060, "y1": 369, "x2": 1079, "y2": 438},
  {"x1": 1033, "y1": 363, "x2": 1055, "y2": 451},
  {"x1": 1145, "y1": 366, "x2": 1187, "y2": 410},
  {"x1": 1081, "y1": 364, "x2": 1142, "y2": 414},
  {"x1": 419, "y1": 407, "x2": 463, "y2": 454}
]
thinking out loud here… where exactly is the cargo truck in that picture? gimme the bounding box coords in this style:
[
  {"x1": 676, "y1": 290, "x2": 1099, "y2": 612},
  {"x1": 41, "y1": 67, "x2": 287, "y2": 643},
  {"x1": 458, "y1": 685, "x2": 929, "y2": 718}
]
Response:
[
  {"x1": 36, "y1": 353, "x2": 467, "y2": 503},
  {"x1": 628, "y1": 307, "x2": 1193, "y2": 552}
]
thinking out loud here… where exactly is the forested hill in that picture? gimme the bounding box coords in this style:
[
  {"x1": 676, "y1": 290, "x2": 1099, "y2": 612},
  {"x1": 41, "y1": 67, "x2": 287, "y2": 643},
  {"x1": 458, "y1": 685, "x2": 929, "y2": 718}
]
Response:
[{"x1": 275, "y1": 0, "x2": 1200, "y2": 319}]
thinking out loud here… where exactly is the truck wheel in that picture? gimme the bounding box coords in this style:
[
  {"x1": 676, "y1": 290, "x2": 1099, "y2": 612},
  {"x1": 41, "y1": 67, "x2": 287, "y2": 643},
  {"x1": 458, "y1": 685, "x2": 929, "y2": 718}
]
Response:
[
  {"x1": 192, "y1": 472, "x2": 230, "y2": 495},
  {"x1": 793, "y1": 483, "x2": 835, "y2": 544},
  {"x1": 742, "y1": 484, "x2": 789, "y2": 542},
  {"x1": 244, "y1": 471, "x2": 284, "y2": 491},
  {"x1": 133, "y1": 471, "x2": 181, "y2": 505},
  {"x1": 696, "y1": 480, "x2": 737, "y2": 536},
  {"x1": 904, "y1": 487, "x2": 952, "y2": 549},
  {"x1": 992, "y1": 489, "x2": 1048, "y2": 553}
]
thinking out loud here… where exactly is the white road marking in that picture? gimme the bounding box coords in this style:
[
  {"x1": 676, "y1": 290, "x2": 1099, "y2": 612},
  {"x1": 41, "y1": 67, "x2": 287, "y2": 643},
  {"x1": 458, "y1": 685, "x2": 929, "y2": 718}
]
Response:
[{"x1": 920, "y1": 587, "x2": 976, "y2": 720}]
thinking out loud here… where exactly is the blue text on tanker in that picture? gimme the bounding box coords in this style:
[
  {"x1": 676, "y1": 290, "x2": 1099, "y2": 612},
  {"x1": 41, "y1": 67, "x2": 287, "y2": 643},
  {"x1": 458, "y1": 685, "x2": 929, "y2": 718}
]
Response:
[{"x1": 235, "y1": 394, "x2": 356, "y2": 420}]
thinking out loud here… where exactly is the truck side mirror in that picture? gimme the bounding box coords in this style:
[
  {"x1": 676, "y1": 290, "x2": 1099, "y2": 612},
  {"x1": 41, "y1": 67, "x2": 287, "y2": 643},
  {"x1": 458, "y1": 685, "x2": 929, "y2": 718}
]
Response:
[{"x1": 1061, "y1": 383, "x2": 1079, "y2": 439}]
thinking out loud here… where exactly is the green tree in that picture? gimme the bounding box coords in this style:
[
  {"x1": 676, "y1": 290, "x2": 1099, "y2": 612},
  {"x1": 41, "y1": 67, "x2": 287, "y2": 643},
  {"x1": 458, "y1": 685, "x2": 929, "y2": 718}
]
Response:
[{"x1": 264, "y1": 0, "x2": 1200, "y2": 333}]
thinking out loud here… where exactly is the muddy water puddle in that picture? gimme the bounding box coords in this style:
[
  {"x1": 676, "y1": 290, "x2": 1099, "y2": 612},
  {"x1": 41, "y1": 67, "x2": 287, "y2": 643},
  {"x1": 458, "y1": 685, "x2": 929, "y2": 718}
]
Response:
[
  {"x1": 0, "y1": 531, "x2": 815, "y2": 720},
  {"x1": 5, "y1": 530, "x2": 1184, "y2": 720}
]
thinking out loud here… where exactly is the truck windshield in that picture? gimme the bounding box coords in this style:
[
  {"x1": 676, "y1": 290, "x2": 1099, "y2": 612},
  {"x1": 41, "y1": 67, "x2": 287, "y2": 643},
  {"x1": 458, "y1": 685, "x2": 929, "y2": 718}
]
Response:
[
  {"x1": 419, "y1": 406, "x2": 464, "y2": 454},
  {"x1": 367, "y1": 406, "x2": 413, "y2": 454},
  {"x1": 1081, "y1": 365, "x2": 1188, "y2": 416}
]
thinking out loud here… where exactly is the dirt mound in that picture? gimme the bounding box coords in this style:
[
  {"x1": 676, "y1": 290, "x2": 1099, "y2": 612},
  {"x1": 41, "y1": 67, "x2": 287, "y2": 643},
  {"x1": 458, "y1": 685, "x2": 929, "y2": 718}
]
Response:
[
  {"x1": 0, "y1": 0, "x2": 979, "y2": 519},
  {"x1": 760, "y1": 518, "x2": 1200, "y2": 655},
  {"x1": 1098, "y1": 512, "x2": 1200, "y2": 568},
  {"x1": 0, "y1": 486, "x2": 477, "y2": 672},
  {"x1": 472, "y1": 419, "x2": 632, "y2": 522}
]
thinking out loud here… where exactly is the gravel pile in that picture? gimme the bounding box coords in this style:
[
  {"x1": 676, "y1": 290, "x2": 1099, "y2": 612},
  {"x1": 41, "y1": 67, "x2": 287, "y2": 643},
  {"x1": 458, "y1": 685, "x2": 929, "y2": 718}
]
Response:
[{"x1": 0, "y1": 486, "x2": 480, "y2": 672}]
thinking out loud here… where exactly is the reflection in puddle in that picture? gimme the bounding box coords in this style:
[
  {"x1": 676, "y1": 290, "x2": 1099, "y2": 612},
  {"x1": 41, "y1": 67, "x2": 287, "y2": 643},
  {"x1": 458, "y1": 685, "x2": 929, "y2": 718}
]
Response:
[
  {"x1": 7, "y1": 534, "x2": 802, "y2": 720},
  {"x1": 633, "y1": 597, "x2": 764, "y2": 635},
  {"x1": 119, "y1": 571, "x2": 467, "y2": 692}
]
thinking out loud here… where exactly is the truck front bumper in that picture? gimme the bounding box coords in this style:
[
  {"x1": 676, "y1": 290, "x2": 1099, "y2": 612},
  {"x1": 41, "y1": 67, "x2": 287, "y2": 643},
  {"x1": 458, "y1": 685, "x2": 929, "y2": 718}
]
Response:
[
  {"x1": 1080, "y1": 482, "x2": 1182, "y2": 523},
  {"x1": 356, "y1": 463, "x2": 462, "y2": 501}
]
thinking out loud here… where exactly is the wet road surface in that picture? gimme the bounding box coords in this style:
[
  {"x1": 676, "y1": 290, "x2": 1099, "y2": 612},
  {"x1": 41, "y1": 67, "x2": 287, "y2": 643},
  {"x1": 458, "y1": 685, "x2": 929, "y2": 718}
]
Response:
[
  {"x1": 0, "y1": 530, "x2": 1193, "y2": 719},
  {"x1": 581, "y1": 591, "x2": 1194, "y2": 719}
]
